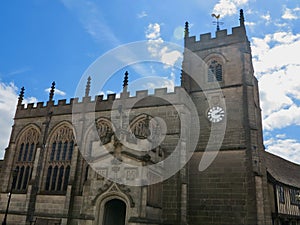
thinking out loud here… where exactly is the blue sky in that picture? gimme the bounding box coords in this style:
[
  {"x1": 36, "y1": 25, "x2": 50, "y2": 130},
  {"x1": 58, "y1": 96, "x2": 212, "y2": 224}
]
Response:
[{"x1": 0, "y1": 0, "x2": 300, "y2": 163}]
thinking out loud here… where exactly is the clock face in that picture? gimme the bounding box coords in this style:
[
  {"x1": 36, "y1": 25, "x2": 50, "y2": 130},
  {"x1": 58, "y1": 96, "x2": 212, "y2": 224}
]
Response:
[{"x1": 207, "y1": 106, "x2": 225, "y2": 123}]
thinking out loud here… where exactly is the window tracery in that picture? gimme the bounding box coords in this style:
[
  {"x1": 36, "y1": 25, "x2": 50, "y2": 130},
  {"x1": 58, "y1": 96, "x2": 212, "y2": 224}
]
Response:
[
  {"x1": 45, "y1": 125, "x2": 74, "y2": 192},
  {"x1": 95, "y1": 119, "x2": 114, "y2": 145},
  {"x1": 13, "y1": 127, "x2": 39, "y2": 191}
]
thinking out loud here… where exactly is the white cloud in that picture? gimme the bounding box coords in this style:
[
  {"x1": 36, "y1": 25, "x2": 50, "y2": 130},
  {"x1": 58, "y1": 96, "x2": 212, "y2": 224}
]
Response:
[
  {"x1": 251, "y1": 32, "x2": 300, "y2": 131},
  {"x1": 44, "y1": 88, "x2": 66, "y2": 96},
  {"x1": 146, "y1": 23, "x2": 161, "y2": 40},
  {"x1": 7, "y1": 67, "x2": 31, "y2": 76},
  {"x1": 244, "y1": 21, "x2": 256, "y2": 27},
  {"x1": 274, "y1": 22, "x2": 288, "y2": 28},
  {"x1": 173, "y1": 26, "x2": 184, "y2": 40},
  {"x1": 261, "y1": 11, "x2": 271, "y2": 23},
  {"x1": 128, "y1": 75, "x2": 176, "y2": 94},
  {"x1": 98, "y1": 90, "x2": 120, "y2": 99},
  {"x1": 145, "y1": 23, "x2": 182, "y2": 67},
  {"x1": 275, "y1": 134, "x2": 286, "y2": 139},
  {"x1": 252, "y1": 32, "x2": 300, "y2": 131},
  {"x1": 265, "y1": 136, "x2": 300, "y2": 164},
  {"x1": 61, "y1": 0, "x2": 120, "y2": 46},
  {"x1": 0, "y1": 83, "x2": 18, "y2": 158},
  {"x1": 263, "y1": 105, "x2": 300, "y2": 130},
  {"x1": 143, "y1": 23, "x2": 182, "y2": 94},
  {"x1": 160, "y1": 47, "x2": 182, "y2": 68},
  {"x1": 212, "y1": 0, "x2": 248, "y2": 17},
  {"x1": 0, "y1": 83, "x2": 37, "y2": 159},
  {"x1": 282, "y1": 6, "x2": 300, "y2": 20},
  {"x1": 258, "y1": 64, "x2": 300, "y2": 118},
  {"x1": 137, "y1": 11, "x2": 147, "y2": 19}
]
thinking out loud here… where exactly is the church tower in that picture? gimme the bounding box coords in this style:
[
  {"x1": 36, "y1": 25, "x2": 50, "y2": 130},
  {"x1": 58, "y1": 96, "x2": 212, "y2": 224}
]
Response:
[
  {"x1": 182, "y1": 10, "x2": 272, "y2": 225},
  {"x1": 0, "y1": 9, "x2": 280, "y2": 225}
]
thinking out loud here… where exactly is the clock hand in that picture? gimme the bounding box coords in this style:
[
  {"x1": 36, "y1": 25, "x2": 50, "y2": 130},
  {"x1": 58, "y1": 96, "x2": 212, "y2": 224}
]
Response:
[{"x1": 215, "y1": 109, "x2": 224, "y2": 115}]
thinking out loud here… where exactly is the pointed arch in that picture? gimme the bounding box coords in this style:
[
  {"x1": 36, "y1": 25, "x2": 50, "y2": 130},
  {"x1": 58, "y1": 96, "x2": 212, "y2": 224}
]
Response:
[
  {"x1": 203, "y1": 52, "x2": 227, "y2": 65},
  {"x1": 15, "y1": 123, "x2": 41, "y2": 146},
  {"x1": 94, "y1": 184, "x2": 133, "y2": 225},
  {"x1": 103, "y1": 199, "x2": 126, "y2": 225},
  {"x1": 13, "y1": 124, "x2": 40, "y2": 191},
  {"x1": 47, "y1": 121, "x2": 76, "y2": 144},
  {"x1": 44, "y1": 121, "x2": 75, "y2": 193},
  {"x1": 204, "y1": 53, "x2": 227, "y2": 83}
]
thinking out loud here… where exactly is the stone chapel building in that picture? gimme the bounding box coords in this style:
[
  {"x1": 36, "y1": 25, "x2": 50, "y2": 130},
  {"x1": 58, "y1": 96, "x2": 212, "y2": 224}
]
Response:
[{"x1": 0, "y1": 10, "x2": 299, "y2": 225}]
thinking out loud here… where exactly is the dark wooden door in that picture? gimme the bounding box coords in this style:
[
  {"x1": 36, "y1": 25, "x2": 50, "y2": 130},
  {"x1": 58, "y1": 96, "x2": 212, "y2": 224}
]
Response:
[{"x1": 103, "y1": 199, "x2": 126, "y2": 225}]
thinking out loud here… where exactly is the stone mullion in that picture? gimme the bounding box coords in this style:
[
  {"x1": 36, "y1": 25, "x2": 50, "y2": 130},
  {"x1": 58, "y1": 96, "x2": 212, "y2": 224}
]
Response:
[
  {"x1": 55, "y1": 141, "x2": 60, "y2": 161},
  {"x1": 14, "y1": 165, "x2": 21, "y2": 189},
  {"x1": 54, "y1": 142, "x2": 58, "y2": 161},
  {"x1": 21, "y1": 166, "x2": 27, "y2": 190},
  {"x1": 18, "y1": 144, "x2": 24, "y2": 162},
  {"x1": 28, "y1": 166, "x2": 33, "y2": 185},
  {"x1": 60, "y1": 164, "x2": 65, "y2": 191},
  {"x1": 62, "y1": 141, "x2": 68, "y2": 161},
  {"x1": 50, "y1": 167, "x2": 54, "y2": 191},
  {"x1": 60, "y1": 166, "x2": 66, "y2": 192},
  {"x1": 67, "y1": 141, "x2": 72, "y2": 161},
  {"x1": 23, "y1": 143, "x2": 29, "y2": 162},
  {"x1": 18, "y1": 166, "x2": 25, "y2": 190},
  {"x1": 47, "y1": 166, "x2": 53, "y2": 191},
  {"x1": 55, "y1": 165, "x2": 60, "y2": 191}
]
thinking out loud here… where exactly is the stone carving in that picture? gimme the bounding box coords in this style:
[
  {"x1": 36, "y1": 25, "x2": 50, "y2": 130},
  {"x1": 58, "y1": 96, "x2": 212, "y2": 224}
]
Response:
[
  {"x1": 51, "y1": 125, "x2": 74, "y2": 142},
  {"x1": 97, "y1": 168, "x2": 108, "y2": 179},
  {"x1": 92, "y1": 181, "x2": 135, "y2": 207},
  {"x1": 95, "y1": 119, "x2": 114, "y2": 145},
  {"x1": 130, "y1": 115, "x2": 151, "y2": 139},
  {"x1": 130, "y1": 115, "x2": 162, "y2": 141},
  {"x1": 19, "y1": 127, "x2": 39, "y2": 144},
  {"x1": 125, "y1": 168, "x2": 138, "y2": 181}
]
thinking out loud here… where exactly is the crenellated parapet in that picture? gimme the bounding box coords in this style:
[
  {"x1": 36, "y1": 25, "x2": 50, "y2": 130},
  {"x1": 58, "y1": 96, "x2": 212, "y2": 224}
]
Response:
[
  {"x1": 15, "y1": 86, "x2": 186, "y2": 119},
  {"x1": 184, "y1": 9, "x2": 248, "y2": 52},
  {"x1": 185, "y1": 26, "x2": 247, "y2": 52}
]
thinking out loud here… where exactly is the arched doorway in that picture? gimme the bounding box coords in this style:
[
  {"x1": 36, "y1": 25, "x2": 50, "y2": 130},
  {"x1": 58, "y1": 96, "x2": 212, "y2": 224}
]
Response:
[{"x1": 103, "y1": 199, "x2": 126, "y2": 225}]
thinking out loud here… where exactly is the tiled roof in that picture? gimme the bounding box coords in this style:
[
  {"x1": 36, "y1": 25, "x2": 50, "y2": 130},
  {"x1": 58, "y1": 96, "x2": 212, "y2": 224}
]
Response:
[{"x1": 263, "y1": 151, "x2": 300, "y2": 188}]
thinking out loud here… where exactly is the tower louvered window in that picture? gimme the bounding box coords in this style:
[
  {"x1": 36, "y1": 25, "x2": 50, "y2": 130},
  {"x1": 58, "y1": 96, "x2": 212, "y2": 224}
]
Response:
[
  {"x1": 45, "y1": 125, "x2": 75, "y2": 192},
  {"x1": 12, "y1": 127, "x2": 39, "y2": 191},
  {"x1": 208, "y1": 60, "x2": 223, "y2": 82}
]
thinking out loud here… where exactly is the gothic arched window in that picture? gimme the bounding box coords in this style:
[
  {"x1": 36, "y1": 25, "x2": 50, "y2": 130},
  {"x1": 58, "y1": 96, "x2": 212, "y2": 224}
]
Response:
[
  {"x1": 45, "y1": 124, "x2": 75, "y2": 192},
  {"x1": 208, "y1": 60, "x2": 223, "y2": 82},
  {"x1": 13, "y1": 127, "x2": 39, "y2": 191}
]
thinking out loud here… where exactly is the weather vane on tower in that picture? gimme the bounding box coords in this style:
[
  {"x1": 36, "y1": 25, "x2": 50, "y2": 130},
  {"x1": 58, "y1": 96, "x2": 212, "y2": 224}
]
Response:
[{"x1": 211, "y1": 13, "x2": 224, "y2": 31}]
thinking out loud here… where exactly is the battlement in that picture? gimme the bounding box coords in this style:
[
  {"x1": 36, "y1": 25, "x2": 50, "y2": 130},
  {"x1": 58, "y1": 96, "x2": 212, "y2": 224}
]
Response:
[
  {"x1": 185, "y1": 26, "x2": 247, "y2": 52},
  {"x1": 15, "y1": 87, "x2": 186, "y2": 119}
]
